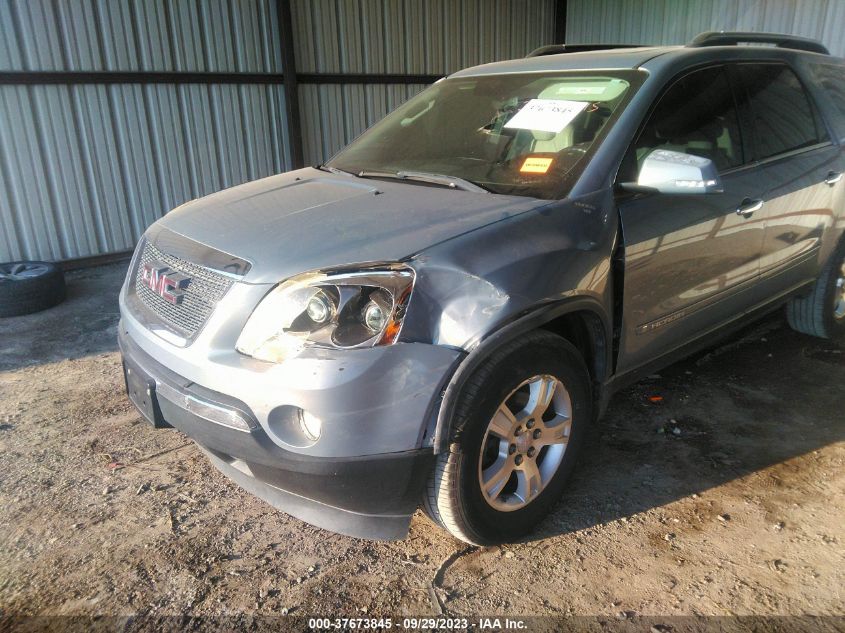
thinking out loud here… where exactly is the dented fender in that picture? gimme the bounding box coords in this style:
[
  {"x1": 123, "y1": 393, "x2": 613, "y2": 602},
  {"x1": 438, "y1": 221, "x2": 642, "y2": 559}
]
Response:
[
  {"x1": 400, "y1": 189, "x2": 620, "y2": 452},
  {"x1": 429, "y1": 294, "x2": 612, "y2": 453}
]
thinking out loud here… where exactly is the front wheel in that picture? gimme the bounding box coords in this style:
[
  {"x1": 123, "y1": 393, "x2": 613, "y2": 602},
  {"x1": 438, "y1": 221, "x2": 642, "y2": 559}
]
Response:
[{"x1": 423, "y1": 331, "x2": 591, "y2": 545}]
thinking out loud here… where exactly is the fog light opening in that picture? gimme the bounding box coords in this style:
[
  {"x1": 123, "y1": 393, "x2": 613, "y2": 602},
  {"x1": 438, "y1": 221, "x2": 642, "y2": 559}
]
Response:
[
  {"x1": 299, "y1": 410, "x2": 322, "y2": 442},
  {"x1": 266, "y1": 406, "x2": 321, "y2": 448}
]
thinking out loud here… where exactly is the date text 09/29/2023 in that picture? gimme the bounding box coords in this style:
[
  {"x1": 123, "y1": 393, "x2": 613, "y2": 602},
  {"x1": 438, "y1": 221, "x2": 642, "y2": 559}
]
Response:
[{"x1": 307, "y1": 617, "x2": 528, "y2": 630}]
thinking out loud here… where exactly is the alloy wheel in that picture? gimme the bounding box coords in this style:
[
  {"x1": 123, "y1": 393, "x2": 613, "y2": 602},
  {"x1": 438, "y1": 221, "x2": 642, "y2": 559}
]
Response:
[
  {"x1": 477, "y1": 374, "x2": 572, "y2": 511},
  {"x1": 0, "y1": 262, "x2": 51, "y2": 281}
]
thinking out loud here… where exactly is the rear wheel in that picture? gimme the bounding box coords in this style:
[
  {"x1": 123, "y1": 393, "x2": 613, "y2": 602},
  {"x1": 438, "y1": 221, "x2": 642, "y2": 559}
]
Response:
[
  {"x1": 423, "y1": 331, "x2": 591, "y2": 545},
  {"x1": 786, "y1": 238, "x2": 845, "y2": 343}
]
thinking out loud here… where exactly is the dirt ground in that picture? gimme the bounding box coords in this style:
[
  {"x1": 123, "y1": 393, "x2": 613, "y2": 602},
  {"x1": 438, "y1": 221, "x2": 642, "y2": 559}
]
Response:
[{"x1": 0, "y1": 262, "x2": 843, "y2": 627}]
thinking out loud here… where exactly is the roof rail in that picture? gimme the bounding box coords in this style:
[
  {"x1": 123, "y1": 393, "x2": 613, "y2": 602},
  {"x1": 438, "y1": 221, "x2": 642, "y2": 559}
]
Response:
[
  {"x1": 526, "y1": 43, "x2": 645, "y2": 58},
  {"x1": 689, "y1": 31, "x2": 829, "y2": 55}
]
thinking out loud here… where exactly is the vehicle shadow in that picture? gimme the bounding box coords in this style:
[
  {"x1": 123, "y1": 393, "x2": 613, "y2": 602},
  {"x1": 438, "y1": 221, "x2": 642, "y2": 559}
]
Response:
[
  {"x1": 0, "y1": 262, "x2": 127, "y2": 372},
  {"x1": 527, "y1": 315, "x2": 845, "y2": 542}
]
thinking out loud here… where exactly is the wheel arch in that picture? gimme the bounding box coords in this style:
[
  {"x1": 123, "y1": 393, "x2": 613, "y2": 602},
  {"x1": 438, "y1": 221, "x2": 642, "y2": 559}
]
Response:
[{"x1": 430, "y1": 296, "x2": 611, "y2": 454}]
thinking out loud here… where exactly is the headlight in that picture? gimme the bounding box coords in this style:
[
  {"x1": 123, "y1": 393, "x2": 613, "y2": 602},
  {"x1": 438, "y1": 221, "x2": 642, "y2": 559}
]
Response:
[{"x1": 236, "y1": 265, "x2": 415, "y2": 363}]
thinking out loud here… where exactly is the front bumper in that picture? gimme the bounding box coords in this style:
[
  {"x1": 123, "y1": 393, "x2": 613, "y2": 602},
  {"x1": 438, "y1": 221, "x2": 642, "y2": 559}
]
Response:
[
  {"x1": 119, "y1": 329, "x2": 446, "y2": 540},
  {"x1": 118, "y1": 284, "x2": 462, "y2": 458}
]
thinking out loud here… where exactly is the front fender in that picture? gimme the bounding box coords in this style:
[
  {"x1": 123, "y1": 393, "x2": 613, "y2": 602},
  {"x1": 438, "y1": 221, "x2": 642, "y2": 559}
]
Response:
[
  {"x1": 401, "y1": 191, "x2": 618, "y2": 350},
  {"x1": 428, "y1": 295, "x2": 612, "y2": 453},
  {"x1": 398, "y1": 191, "x2": 619, "y2": 453}
]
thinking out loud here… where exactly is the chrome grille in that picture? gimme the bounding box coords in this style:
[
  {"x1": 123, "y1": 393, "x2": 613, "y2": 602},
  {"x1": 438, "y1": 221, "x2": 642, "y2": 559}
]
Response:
[{"x1": 133, "y1": 240, "x2": 233, "y2": 338}]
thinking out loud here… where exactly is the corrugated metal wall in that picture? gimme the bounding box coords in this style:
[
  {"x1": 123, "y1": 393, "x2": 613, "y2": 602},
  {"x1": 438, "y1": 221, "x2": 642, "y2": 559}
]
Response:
[
  {"x1": 566, "y1": 0, "x2": 845, "y2": 58},
  {"x1": 0, "y1": 0, "x2": 284, "y2": 72},
  {"x1": 291, "y1": 0, "x2": 556, "y2": 165},
  {"x1": 0, "y1": 0, "x2": 290, "y2": 263},
  {"x1": 1, "y1": 0, "x2": 556, "y2": 263},
  {"x1": 298, "y1": 83, "x2": 429, "y2": 167},
  {"x1": 291, "y1": 0, "x2": 554, "y2": 74},
  {"x1": 5, "y1": 0, "x2": 844, "y2": 264},
  {"x1": 0, "y1": 83, "x2": 288, "y2": 261}
]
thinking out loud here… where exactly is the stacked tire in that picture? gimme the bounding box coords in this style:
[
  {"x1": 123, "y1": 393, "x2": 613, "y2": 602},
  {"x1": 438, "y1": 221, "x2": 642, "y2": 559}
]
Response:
[{"x1": 0, "y1": 262, "x2": 66, "y2": 318}]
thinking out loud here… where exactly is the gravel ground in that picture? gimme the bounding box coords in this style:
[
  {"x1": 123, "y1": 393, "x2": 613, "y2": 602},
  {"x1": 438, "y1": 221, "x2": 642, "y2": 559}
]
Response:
[{"x1": 0, "y1": 262, "x2": 843, "y2": 628}]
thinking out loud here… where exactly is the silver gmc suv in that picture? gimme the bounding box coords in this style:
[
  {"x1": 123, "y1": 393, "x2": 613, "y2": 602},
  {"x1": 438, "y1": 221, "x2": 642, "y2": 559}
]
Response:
[{"x1": 119, "y1": 32, "x2": 845, "y2": 544}]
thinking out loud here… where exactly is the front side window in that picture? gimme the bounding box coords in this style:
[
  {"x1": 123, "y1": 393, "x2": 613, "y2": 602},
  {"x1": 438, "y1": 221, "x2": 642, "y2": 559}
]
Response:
[
  {"x1": 632, "y1": 65, "x2": 744, "y2": 174},
  {"x1": 328, "y1": 71, "x2": 644, "y2": 199},
  {"x1": 737, "y1": 63, "x2": 826, "y2": 160}
]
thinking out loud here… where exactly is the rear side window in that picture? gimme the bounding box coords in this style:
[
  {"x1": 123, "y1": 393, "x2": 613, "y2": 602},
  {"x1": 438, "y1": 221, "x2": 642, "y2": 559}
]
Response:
[
  {"x1": 810, "y1": 63, "x2": 845, "y2": 140},
  {"x1": 737, "y1": 64, "x2": 826, "y2": 160},
  {"x1": 633, "y1": 65, "x2": 744, "y2": 173}
]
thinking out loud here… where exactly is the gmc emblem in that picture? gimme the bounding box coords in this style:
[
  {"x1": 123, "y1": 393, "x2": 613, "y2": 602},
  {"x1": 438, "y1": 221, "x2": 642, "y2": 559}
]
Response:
[{"x1": 141, "y1": 260, "x2": 190, "y2": 305}]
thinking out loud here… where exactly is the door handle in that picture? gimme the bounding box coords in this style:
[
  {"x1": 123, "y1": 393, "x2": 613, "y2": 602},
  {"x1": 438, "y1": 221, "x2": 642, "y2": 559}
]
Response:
[
  {"x1": 736, "y1": 198, "x2": 763, "y2": 218},
  {"x1": 825, "y1": 171, "x2": 843, "y2": 186}
]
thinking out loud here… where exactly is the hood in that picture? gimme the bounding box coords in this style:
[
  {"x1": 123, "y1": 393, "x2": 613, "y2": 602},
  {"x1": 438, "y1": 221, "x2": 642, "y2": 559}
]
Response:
[{"x1": 155, "y1": 168, "x2": 550, "y2": 284}]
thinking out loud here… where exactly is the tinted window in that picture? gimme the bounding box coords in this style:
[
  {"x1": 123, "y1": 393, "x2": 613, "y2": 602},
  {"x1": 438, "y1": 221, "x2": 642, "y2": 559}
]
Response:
[
  {"x1": 811, "y1": 63, "x2": 845, "y2": 140},
  {"x1": 633, "y1": 66, "x2": 744, "y2": 173},
  {"x1": 738, "y1": 64, "x2": 824, "y2": 160}
]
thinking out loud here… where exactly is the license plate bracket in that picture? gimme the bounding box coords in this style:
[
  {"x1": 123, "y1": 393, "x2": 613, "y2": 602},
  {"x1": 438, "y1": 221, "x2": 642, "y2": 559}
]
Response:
[{"x1": 123, "y1": 360, "x2": 169, "y2": 428}]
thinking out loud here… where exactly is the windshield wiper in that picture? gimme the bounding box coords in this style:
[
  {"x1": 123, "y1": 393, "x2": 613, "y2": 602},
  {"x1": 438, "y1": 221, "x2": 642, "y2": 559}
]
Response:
[
  {"x1": 356, "y1": 169, "x2": 490, "y2": 194},
  {"x1": 316, "y1": 164, "x2": 357, "y2": 177}
]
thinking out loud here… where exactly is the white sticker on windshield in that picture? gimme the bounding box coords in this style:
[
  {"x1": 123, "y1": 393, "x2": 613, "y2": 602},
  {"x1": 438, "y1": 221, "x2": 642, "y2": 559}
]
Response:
[{"x1": 504, "y1": 99, "x2": 589, "y2": 133}]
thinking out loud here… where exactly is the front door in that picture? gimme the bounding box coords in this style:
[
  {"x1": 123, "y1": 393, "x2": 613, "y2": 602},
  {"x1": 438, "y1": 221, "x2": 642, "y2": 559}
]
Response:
[{"x1": 615, "y1": 65, "x2": 766, "y2": 373}]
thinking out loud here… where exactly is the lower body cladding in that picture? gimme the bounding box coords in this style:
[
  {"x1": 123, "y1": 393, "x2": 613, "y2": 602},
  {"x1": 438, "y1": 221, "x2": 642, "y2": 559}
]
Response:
[{"x1": 118, "y1": 327, "x2": 462, "y2": 540}]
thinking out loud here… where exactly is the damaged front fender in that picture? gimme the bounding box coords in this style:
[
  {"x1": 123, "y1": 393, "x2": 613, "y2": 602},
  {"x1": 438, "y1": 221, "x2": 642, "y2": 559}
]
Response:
[{"x1": 400, "y1": 190, "x2": 620, "y2": 451}]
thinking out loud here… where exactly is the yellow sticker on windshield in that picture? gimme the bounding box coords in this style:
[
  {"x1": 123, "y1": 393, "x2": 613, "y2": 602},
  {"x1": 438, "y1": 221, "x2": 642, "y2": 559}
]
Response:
[{"x1": 520, "y1": 156, "x2": 553, "y2": 174}]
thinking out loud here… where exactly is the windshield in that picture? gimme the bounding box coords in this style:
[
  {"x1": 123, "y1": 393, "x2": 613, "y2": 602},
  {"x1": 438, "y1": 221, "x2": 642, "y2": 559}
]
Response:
[{"x1": 328, "y1": 70, "x2": 644, "y2": 199}]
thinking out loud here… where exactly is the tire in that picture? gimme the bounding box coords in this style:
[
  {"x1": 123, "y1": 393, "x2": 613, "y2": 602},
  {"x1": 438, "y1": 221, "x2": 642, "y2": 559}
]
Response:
[
  {"x1": 786, "y1": 238, "x2": 845, "y2": 343},
  {"x1": 0, "y1": 261, "x2": 66, "y2": 318},
  {"x1": 423, "y1": 330, "x2": 591, "y2": 545}
]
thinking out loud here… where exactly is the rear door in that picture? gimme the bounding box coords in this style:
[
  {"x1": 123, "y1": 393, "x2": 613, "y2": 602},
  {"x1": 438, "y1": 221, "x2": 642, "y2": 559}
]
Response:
[
  {"x1": 615, "y1": 64, "x2": 766, "y2": 373},
  {"x1": 734, "y1": 62, "x2": 841, "y2": 289}
]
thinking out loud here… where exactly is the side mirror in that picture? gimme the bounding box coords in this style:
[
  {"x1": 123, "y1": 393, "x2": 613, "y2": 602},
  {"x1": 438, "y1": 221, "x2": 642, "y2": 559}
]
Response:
[{"x1": 621, "y1": 149, "x2": 724, "y2": 195}]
